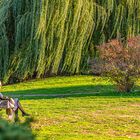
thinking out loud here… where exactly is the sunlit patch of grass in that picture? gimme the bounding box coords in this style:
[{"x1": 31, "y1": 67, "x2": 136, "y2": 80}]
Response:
[
  {"x1": 17, "y1": 96, "x2": 140, "y2": 140},
  {"x1": 0, "y1": 76, "x2": 140, "y2": 140}
]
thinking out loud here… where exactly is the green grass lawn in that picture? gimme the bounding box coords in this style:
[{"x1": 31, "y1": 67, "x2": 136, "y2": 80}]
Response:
[{"x1": 1, "y1": 76, "x2": 140, "y2": 140}]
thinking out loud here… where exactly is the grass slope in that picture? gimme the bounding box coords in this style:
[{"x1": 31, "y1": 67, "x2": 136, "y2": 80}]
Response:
[
  {"x1": 0, "y1": 76, "x2": 140, "y2": 140},
  {"x1": 2, "y1": 76, "x2": 140, "y2": 96},
  {"x1": 3, "y1": 76, "x2": 111, "y2": 95}
]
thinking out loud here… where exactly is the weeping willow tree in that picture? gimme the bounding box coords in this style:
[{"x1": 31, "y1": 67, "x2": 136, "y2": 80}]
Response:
[{"x1": 0, "y1": 0, "x2": 140, "y2": 83}]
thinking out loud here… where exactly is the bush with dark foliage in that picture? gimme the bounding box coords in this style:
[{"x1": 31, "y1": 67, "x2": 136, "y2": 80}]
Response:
[{"x1": 0, "y1": 119, "x2": 35, "y2": 140}]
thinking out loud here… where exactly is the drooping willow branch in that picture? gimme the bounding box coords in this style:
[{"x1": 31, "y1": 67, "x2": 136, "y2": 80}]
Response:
[{"x1": 0, "y1": 0, "x2": 140, "y2": 83}]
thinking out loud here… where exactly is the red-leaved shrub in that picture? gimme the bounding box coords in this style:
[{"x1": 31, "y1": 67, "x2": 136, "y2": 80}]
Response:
[{"x1": 92, "y1": 36, "x2": 140, "y2": 92}]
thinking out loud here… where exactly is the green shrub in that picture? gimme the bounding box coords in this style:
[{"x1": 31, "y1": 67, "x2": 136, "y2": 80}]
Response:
[{"x1": 0, "y1": 119, "x2": 35, "y2": 140}]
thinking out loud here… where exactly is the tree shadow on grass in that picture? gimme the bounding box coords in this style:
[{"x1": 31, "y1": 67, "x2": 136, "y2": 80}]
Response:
[{"x1": 3, "y1": 84, "x2": 140, "y2": 100}]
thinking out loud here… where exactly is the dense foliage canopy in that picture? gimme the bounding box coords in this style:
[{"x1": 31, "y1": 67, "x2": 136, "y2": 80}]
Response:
[{"x1": 0, "y1": 0, "x2": 140, "y2": 83}]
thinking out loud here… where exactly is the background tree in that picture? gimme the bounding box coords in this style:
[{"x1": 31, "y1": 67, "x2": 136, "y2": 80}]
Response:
[{"x1": 0, "y1": 0, "x2": 140, "y2": 83}]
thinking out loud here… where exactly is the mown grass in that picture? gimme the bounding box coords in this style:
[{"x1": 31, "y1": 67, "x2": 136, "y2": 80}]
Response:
[{"x1": 1, "y1": 76, "x2": 140, "y2": 140}]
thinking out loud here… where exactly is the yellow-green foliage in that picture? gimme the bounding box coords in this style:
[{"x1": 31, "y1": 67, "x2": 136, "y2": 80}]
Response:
[{"x1": 0, "y1": 0, "x2": 140, "y2": 83}]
